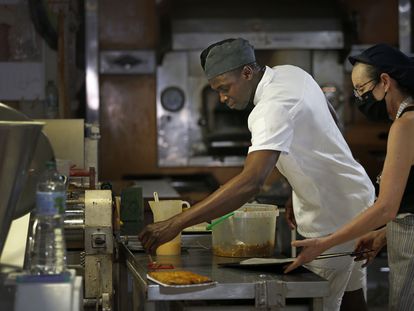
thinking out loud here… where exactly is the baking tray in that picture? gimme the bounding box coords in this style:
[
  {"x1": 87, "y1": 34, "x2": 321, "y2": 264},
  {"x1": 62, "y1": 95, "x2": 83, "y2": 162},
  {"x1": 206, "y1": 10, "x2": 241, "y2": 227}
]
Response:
[{"x1": 147, "y1": 274, "x2": 217, "y2": 288}]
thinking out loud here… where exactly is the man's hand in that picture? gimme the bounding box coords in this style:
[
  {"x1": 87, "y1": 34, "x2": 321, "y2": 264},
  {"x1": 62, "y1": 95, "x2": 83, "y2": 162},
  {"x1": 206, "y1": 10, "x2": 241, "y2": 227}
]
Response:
[
  {"x1": 284, "y1": 196, "x2": 296, "y2": 230},
  {"x1": 138, "y1": 219, "x2": 181, "y2": 254},
  {"x1": 353, "y1": 228, "x2": 387, "y2": 267},
  {"x1": 284, "y1": 237, "x2": 329, "y2": 273}
]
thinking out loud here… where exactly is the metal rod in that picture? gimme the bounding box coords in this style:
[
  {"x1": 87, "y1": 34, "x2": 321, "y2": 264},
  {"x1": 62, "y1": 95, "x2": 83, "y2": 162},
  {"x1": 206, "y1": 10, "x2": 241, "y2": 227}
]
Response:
[
  {"x1": 85, "y1": 0, "x2": 100, "y2": 124},
  {"x1": 399, "y1": 0, "x2": 412, "y2": 54},
  {"x1": 66, "y1": 199, "x2": 85, "y2": 205},
  {"x1": 63, "y1": 223, "x2": 84, "y2": 230}
]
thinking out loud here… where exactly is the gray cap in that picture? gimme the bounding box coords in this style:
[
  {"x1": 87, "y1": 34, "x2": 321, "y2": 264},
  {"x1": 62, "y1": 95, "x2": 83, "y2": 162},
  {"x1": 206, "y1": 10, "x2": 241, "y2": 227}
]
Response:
[{"x1": 201, "y1": 38, "x2": 256, "y2": 80}]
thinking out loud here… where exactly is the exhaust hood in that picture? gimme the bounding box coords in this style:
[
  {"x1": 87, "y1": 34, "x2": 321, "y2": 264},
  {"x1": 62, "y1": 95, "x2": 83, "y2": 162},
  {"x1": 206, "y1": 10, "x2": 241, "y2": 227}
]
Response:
[
  {"x1": 172, "y1": 18, "x2": 344, "y2": 50},
  {"x1": 169, "y1": 0, "x2": 346, "y2": 50}
]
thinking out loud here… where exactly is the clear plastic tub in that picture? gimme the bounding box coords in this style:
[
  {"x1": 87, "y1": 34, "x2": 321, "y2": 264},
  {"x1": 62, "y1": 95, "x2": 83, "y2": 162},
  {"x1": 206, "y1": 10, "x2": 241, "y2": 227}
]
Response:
[{"x1": 212, "y1": 203, "x2": 279, "y2": 257}]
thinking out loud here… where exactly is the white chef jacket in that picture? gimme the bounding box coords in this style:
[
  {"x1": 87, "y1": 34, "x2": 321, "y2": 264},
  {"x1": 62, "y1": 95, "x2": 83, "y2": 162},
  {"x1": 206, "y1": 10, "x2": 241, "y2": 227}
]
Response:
[{"x1": 248, "y1": 65, "x2": 375, "y2": 237}]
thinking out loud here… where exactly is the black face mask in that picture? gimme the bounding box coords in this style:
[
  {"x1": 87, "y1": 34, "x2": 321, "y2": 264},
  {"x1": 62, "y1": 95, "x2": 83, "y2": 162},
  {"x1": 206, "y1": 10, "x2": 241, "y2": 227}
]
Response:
[{"x1": 355, "y1": 90, "x2": 389, "y2": 121}]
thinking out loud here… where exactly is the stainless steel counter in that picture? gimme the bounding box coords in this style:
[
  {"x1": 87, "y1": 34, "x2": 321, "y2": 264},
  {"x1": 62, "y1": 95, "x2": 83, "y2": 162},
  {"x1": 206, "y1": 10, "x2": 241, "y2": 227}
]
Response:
[{"x1": 118, "y1": 242, "x2": 329, "y2": 310}]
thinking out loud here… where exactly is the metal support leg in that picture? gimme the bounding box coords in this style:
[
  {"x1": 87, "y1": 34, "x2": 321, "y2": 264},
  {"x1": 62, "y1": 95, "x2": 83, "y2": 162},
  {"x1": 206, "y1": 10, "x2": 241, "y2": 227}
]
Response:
[
  {"x1": 312, "y1": 297, "x2": 324, "y2": 311},
  {"x1": 255, "y1": 280, "x2": 286, "y2": 309}
]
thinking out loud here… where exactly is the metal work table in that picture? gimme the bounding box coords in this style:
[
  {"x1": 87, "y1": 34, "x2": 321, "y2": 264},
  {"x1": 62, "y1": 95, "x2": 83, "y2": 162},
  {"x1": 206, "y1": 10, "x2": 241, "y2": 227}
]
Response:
[{"x1": 118, "y1": 242, "x2": 329, "y2": 310}]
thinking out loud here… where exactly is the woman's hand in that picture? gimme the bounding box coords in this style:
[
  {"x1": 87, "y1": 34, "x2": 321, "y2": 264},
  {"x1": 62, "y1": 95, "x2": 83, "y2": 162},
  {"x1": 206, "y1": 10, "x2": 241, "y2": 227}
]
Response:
[
  {"x1": 353, "y1": 228, "x2": 387, "y2": 267},
  {"x1": 283, "y1": 237, "x2": 330, "y2": 273}
]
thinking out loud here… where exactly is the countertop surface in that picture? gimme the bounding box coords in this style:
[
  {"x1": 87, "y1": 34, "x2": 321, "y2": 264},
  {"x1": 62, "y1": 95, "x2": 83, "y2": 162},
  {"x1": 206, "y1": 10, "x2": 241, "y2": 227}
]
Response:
[{"x1": 122, "y1": 243, "x2": 329, "y2": 301}]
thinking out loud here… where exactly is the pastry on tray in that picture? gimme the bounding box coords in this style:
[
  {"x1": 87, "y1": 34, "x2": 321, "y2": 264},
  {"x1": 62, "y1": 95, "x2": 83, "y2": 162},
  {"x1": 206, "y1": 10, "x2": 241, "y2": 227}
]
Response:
[{"x1": 148, "y1": 270, "x2": 212, "y2": 285}]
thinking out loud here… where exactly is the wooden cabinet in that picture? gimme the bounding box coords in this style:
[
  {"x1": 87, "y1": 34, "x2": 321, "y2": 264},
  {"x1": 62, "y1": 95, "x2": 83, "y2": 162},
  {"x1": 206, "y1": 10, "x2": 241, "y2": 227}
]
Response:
[
  {"x1": 99, "y1": 0, "x2": 158, "y2": 49},
  {"x1": 340, "y1": 0, "x2": 398, "y2": 45}
]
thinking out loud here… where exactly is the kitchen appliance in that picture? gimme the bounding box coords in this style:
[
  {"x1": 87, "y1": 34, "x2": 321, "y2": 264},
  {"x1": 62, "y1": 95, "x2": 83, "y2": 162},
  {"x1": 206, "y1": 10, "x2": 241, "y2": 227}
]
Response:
[
  {"x1": 0, "y1": 120, "x2": 44, "y2": 257},
  {"x1": 0, "y1": 103, "x2": 54, "y2": 219},
  {"x1": 211, "y1": 203, "x2": 279, "y2": 257}
]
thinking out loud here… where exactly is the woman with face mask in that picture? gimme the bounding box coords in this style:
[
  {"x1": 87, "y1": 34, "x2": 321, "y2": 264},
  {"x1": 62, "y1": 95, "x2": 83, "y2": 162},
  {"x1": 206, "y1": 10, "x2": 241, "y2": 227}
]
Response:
[{"x1": 285, "y1": 43, "x2": 414, "y2": 311}]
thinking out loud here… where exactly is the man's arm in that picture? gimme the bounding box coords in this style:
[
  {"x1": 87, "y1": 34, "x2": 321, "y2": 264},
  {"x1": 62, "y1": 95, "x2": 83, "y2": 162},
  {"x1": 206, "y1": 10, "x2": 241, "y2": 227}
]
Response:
[{"x1": 139, "y1": 149, "x2": 280, "y2": 253}]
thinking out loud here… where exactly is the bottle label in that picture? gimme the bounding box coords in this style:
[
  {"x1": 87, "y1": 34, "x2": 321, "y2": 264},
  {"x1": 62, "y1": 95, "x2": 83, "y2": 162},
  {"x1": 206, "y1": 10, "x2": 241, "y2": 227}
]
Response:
[{"x1": 36, "y1": 191, "x2": 66, "y2": 215}]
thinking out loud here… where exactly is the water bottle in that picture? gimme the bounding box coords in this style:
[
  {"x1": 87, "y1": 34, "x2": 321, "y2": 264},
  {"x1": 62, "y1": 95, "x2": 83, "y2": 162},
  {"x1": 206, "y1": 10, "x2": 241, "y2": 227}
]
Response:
[
  {"x1": 29, "y1": 161, "x2": 67, "y2": 275},
  {"x1": 45, "y1": 80, "x2": 58, "y2": 119}
]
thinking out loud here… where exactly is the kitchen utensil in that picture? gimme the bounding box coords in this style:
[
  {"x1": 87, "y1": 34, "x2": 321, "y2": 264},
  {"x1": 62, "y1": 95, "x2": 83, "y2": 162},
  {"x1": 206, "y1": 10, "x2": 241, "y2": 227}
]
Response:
[
  {"x1": 149, "y1": 199, "x2": 190, "y2": 255},
  {"x1": 315, "y1": 249, "x2": 375, "y2": 260},
  {"x1": 147, "y1": 271, "x2": 217, "y2": 289},
  {"x1": 0, "y1": 103, "x2": 54, "y2": 219},
  {"x1": 146, "y1": 274, "x2": 218, "y2": 294},
  {"x1": 147, "y1": 254, "x2": 174, "y2": 270},
  {"x1": 147, "y1": 274, "x2": 217, "y2": 288},
  {"x1": 0, "y1": 121, "x2": 44, "y2": 256},
  {"x1": 148, "y1": 253, "x2": 154, "y2": 265},
  {"x1": 218, "y1": 249, "x2": 376, "y2": 268},
  {"x1": 212, "y1": 203, "x2": 279, "y2": 257},
  {"x1": 147, "y1": 262, "x2": 175, "y2": 270},
  {"x1": 205, "y1": 212, "x2": 235, "y2": 230}
]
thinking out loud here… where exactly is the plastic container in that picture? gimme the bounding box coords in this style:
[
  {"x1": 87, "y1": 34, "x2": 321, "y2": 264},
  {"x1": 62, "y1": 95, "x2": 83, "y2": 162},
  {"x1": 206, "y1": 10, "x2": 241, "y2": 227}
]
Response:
[
  {"x1": 149, "y1": 199, "x2": 190, "y2": 255},
  {"x1": 212, "y1": 203, "x2": 279, "y2": 257},
  {"x1": 29, "y1": 161, "x2": 67, "y2": 275}
]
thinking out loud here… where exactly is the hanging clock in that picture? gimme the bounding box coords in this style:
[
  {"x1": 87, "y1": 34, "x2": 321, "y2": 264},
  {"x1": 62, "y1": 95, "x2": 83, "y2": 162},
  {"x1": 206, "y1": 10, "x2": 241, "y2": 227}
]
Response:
[{"x1": 160, "y1": 87, "x2": 185, "y2": 112}]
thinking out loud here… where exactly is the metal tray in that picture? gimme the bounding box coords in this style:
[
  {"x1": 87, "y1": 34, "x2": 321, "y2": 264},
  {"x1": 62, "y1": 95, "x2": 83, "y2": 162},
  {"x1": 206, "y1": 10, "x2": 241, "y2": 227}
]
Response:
[{"x1": 147, "y1": 274, "x2": 217, "y2": 289}]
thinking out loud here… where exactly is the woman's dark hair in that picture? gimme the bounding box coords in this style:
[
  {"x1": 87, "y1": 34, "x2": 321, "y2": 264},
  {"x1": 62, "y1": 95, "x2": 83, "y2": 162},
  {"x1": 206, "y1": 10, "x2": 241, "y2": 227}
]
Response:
[
  {"x1": 363, "y1": 63, "x2": 381, "y2": 82},
  {"x1": 360, "y1": 62, "x2": 413, "y2": 96}
]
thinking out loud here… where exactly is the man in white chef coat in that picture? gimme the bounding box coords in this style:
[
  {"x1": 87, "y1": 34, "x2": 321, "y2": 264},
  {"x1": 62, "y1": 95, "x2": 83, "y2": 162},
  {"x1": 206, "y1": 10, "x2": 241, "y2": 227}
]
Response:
[{"x1": 139, "y1": 38, "x2": 375, "y2": 311}]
